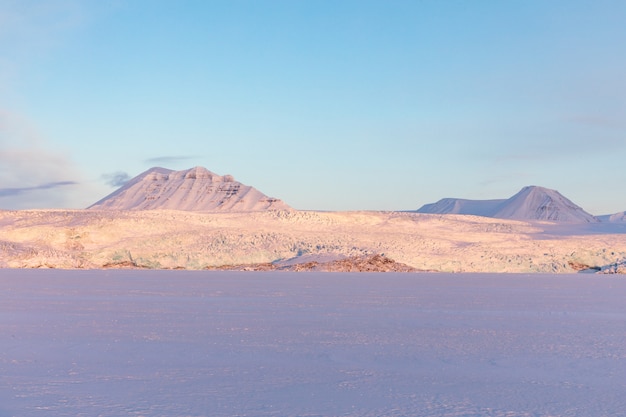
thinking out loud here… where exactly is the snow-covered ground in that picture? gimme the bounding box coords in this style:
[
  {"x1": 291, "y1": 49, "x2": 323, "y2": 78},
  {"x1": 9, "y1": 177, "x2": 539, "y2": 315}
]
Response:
[
  {"x1": 2, "y1": 270, "x2": 626, "y2": 416},
  {"x1": 2, "y1": 209, "x2": 626, "y2": 272}
]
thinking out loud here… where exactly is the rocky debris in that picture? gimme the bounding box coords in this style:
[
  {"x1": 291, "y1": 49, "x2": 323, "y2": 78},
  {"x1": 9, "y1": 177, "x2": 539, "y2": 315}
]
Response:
[
  {"x1": 281, "y1": 254, "x2": 421, "y2": 272},
  {"x1": 206, "y1": 263, "x2": 276, "y2": 272},
  {"x1": 205, "y1": 254, "x2": 423, "y2": 272},
  {"x1": 102, "y1": 260, "x2": 145, "y2": 269},
  {"x1": 568, "y1": 260, "x2": 601, "y2": 272},
  {"x1": 598, "y1": 259, "x2": 626, "y2": 274}
]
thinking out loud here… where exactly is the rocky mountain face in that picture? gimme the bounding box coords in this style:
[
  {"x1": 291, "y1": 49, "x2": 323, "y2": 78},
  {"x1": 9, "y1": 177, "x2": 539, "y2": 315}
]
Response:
[
  {"x1": 88, "y1": 167, "x2": 290, "y2": 211},
  {"x1": 417, "y1": 186, "x2": 599, "y2": 223}
]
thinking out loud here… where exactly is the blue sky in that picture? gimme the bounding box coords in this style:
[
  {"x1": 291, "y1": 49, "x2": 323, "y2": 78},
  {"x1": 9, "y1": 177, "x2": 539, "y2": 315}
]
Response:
[{"x1": 1, "y1": 0, "x2": 625, "y2": 213}]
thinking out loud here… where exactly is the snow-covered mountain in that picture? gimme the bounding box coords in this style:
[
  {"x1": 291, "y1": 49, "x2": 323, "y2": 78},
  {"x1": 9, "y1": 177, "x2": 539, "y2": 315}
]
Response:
[
  {"x1": 417, "y1": 198, "x2": 506, "y2": 217},
  {"x1": 417, "y1": 186, "x2": 599, "y2": 223},
  {"x1": 88, "y1": 166, "x2": 291, "y2": 211},
  {"x1": 493, "y1": 186, "x2": 598, "y2": 222},
  {"x1": 597, "y1": 212, "x2": 626, "y2": 223}
]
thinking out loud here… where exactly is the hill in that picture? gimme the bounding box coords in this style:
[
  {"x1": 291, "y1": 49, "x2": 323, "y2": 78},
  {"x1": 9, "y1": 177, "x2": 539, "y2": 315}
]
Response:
[
  {"x1": 417, "y1": 186, "x2": 599, "y2": 223},
  {"x1": 598, "y1": 212, "x2": 626, "y2": 223},
  {"x1": 88, "y1": 166, "x2": 290, "y2": 211}
]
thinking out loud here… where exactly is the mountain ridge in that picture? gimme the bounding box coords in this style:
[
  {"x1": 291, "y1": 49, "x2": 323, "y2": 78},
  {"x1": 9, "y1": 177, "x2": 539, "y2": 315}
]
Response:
[
  {"x1": 417, "y1": 185, "x2": 599, "y2": 223},
  {"x1": 88, "y1": 166, "x2": 290, "y2": 212},
  {"x1": 86, "y1": 167, "x2": 624, "y2": 222}
]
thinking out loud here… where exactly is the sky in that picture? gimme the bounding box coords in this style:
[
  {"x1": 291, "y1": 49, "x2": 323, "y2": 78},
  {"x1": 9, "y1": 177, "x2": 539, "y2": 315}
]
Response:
[{"x1": 1, "y1": 0, "x2": 625, "y2": 213}]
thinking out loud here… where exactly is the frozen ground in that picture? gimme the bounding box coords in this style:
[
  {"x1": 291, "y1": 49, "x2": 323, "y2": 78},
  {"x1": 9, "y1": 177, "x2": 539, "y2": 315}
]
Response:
[
  {"x1": 3, "y1": 209, "x2": 626, "y2": 272},
  {"x1": 2, "y1": 270, "x2": 626, "y2": 417}
]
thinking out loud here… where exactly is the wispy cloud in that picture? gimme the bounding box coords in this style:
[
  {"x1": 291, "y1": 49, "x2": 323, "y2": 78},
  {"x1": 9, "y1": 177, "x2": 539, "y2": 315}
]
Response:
[
  {"x1": 564, "y1": 114, "x2": 626, "y2": 131},
  {"x1": 478, "y1": 173, "x2": 532, "y2": 187},
  {"x1": 482, "y1": 127, "x2": 625, "y2": 166},
  {"x1": 0, "y1": 181, "x2": 77, "y2": 197},
  {"x1": 102, "y1": 171, "x2": 130, "y2": 187},
  {"x1": 0, "y1": 109, "x2": 83, "y2": 209},
  {"x1": 144, "y1": 156, "x2": 196, "y2": 166}
]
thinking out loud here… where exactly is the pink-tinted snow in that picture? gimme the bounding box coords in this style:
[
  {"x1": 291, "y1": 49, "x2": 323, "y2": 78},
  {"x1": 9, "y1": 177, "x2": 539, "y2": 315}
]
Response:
[{"x1": 2, "y1": 270, "x2": 626, "y2": 416}]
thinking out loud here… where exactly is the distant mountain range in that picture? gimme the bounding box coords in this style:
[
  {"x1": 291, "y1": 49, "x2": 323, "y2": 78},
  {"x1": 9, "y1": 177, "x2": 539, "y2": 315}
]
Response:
[
  {"x1": 88, "y1": 166, "x2": 290, "y2": 211},
  {"x1": 4, "y1": 170, "x2": 626, "y2": 272},
  {"x1": 417, "y1": 186, "x2": 605, "y2": 223},
  {"x1": 87, "y1": 167, "x2": 624, "y2": 223}
]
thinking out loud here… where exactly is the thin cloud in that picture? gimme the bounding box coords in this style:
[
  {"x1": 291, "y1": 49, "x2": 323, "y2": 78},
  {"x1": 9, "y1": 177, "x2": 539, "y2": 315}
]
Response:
[
  {"x1": 479, "y1": 173, "x2": 531, "y2": 187},
  {"x1": 485, "y1": 132, "x2": 623, "y2": 165},
  {"x1": 564, "y1": 114, "x2": 626, "y2": 131},
  {"x1": 102, "y1": 171, "x2": 130, "y2": 187},
  {"x1": 144, "y1": 156, "x2": 196, "y2": 165},
  {"x1": 0, "y1": 181, "x2": 77, "y2": 197},
  {"x1": 0, "y1": 109, "x2": 85, "y2": 208}
]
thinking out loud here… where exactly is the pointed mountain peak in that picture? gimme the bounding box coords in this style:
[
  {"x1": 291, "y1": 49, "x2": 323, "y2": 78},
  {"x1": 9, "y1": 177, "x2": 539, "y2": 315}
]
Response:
[
  {"x1": 516, "y1": 185, "x2": 559, "y2": 196},
  {"x1": 417, "y1": 185, "x2": 598, "y2": 223},
  {"x1": 494, "y1": 186, "x2": 598, "y2": 223},
  {"x1": 134, "y1": 166, "x2": 172, "y2": 178},
  {"x1": 170, "y1": 166, "x2": 218, "y2": 180}
]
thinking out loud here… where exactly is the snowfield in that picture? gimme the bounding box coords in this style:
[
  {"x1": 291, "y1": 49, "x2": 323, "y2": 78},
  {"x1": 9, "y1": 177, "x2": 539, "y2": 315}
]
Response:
[
  {"x1": 2, "y1": 270, "x2": 626, "y2": 417},
  {"x1": 1, "y1": 209, "x2": 626, "y2": 273},
  {"x1": 6, "y1": 169, "x2": 623, "y2": 273}
]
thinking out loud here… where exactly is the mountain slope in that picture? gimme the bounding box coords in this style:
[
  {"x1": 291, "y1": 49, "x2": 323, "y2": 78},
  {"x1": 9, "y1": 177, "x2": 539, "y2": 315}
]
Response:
[
  {"x1": 493, "y1": 186, "x2": 598, "y2": 222},
  {"x1": 418, "y1": 186, "x2": 598, "y2": 223},
  {"x1": 416, "y1": 198, "x2": 506, "y2": 217},
  {"x1": 598, "y1": 212, "x2": 626, "y2": 223},
  {"x1": 88, "y1": 166, "x2": 290, "y2": 211}
]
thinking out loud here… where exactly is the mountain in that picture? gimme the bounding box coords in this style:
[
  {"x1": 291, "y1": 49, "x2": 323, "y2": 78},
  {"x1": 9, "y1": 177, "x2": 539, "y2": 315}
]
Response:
[
  {"x1": 88, "y1": 166, "x2": 291, "y2": 211},
  {"x1": 597, "y1": 212, "x2": 626, "y2": 223},
  {"x1": 416, "y1": 198, "x2": 505, "y2": 217},
  {"x1": 493, "y1": 186, "x2": 598, "y2": 222},
  {"x1": 417, "y1": 186, "x2": 599, "y2": 223}
]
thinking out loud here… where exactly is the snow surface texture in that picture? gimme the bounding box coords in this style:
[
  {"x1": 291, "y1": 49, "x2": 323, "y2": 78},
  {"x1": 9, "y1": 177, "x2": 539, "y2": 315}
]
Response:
[
  {"x1": 417, "y1": 186, "x2": 600, "y2": 223},
  {"x1": 2, "y1": 209, "x2": 626, "y2": 272},
  {"x1": 2, "y1": 270, "x2": 626, "y2": 417},
  {"x1": 88, "y1": 167, "x2": 290, "y2": 211}
]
